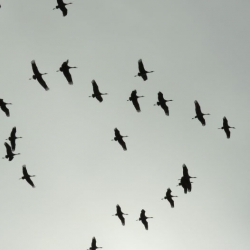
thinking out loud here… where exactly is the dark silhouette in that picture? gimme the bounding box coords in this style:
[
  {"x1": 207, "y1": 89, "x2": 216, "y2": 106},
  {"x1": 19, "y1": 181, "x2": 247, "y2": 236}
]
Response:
[
  {"x1": 0, "y1": 99, "x2": 12, "y2": 117},
  {"x1": 3, "y1": 142, "x2": 20, "y2": 161},
  {"x1": 30, "y1": 60, "x2": 49, "y2": 91},
  {"x1": 135, "y1": 59, "x2": 154, "y2": 81},
  {"x1": 6, "y1": 127, "x2": 22, "y2": 151},
  {"x1": 219, "y1": 117, "x2": 235, "y2": 138},
  {"x1": 20, "y1": 165, "x2": 35, "y2": 188},
  {"x1": 57, "y1": 60, "x2": 77, "y2": 85},
  {"x1": 53, "y1": 0, "x2": 72, "y2": 16},
  {"x1": 112, "y1": 128, "x2": 128, "y2": 151},
  {"x1": 89, "y1": 80, "x2": 108, "y2": 102},
  {"x1": 154, "y1": 92, "x2": 173, "y2": 116},
  {"x1": 137, "y1": 209, "x2": 153, "y2": 230},
  {"x1": 162, "y1": 188, "x2": 177, "y2": 208},
  {"x1": 88, "y1": 237, "x2": 102, "y2": 250},
  {"x1": 192, "y1": 100, "x2": 210, "y2": 126},
  {"x1": 127, "y1": 90, "x2": 144, "y2": 112},
  {"x1": 112, "y1": 205, "x2": 128, "y2": 226},
  {"x1": 177, "y1": 164, "x2": 196, "y2": 193}
]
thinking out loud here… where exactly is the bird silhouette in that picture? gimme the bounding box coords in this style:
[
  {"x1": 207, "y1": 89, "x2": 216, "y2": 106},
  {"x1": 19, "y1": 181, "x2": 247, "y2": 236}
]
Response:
[
  {"x1": 30, "y1": 60, "x2": 49, "y2": 91},
  {"x1": 112, "y1": 128, "x2": 128, "y2": 151},
  {"x1": 20, "y1": 165, "x2": 35, "y2": 188},
  {"x1": 177, "y1": 164, "x2": 196, "y2": 193},
  {"x1": 162, "y1": 188, "x2": 177, "y2": 208},
  {"x1": 0, "y1": 99, "x2": 12, "y2": 117},
  {"x1": 3, "y1": 142, "x2": 20, "y2": 161},
  {"x1": 219, "y1": 117, "x2": 235, "y2": 138},
  {"x1": 53, "y1": 0, "x2": 72, "y2": 16},
  {"x1": 154, "y1": 92, "x2": 173, "y2": 116},
  {"x1": 137, "y1": 209, "x2": 153, "y2": 230},
  {"x1": 112, "y1": 205, "x2": 128, "y2": 226},
  {"x1": 57, "y1": 60, "x2": 77, "y2": 85},
  {"x1": 88, "y1": 237, "x2": 102, "y2": 250},
  {"x1": 192, "y1": 100, "x2": 210, "y2": 126},
  {"x1": 89, "y1": 80, "x2": 108, "y2": 102},
  {"x1": 127, "y1": 90, "x2": 144, "y2": 112},
  {"x1": 6, "y1": 127, "x2": 22, "y2": 151},
  {"x1": 135, "y1": 59, "x2": 154, "y2": 81}
]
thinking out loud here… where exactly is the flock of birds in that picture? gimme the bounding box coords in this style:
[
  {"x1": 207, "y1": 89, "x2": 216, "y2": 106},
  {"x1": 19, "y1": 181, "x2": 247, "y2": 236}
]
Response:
[{"x1": 0, "y1": 1, "x2": 238, "y2": 248}]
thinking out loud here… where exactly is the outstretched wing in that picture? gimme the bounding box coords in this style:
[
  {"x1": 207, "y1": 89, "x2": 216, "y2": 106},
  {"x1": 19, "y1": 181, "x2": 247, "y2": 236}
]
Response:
[
  {"x1": 198, "y1": 116, "x2": 206, "y2": 126},
  {"x1": 63, "y1": 69, "x2": 73, "y2": 84},
  {"x1": 118, "y1": 214, "x2": 125, "y2": 226},
  {"x1": 92, "y1": 80, "x2": 100, "y2": 94},
  {"x1": 22, "y1": 165, "x2": 28, "y2": 176},
  {"x1": 224, "y1": 127, "x2": 230, "y2": 138},
  {"x1": 114, "y1": 128, "x2": 121, "y2": 138},
  {"x1": 194, "y1": 100, "x2": 202, "y2": 115},
  {"x1": 118, "y1": 138, "x2": 127, "y2": 151},
  {"x1": 10, "y1": 127, "x2": 16, "y2": 137},
  {"x1": 26, "y1": 176, "x2": 35, "y2": 188},
  {"x1": 4, "y1": 142, "x2": 12, "y2": 155},
  {"x1": 60, "y1": 5, "x2": 68, "y2": 16},
  {"x1": 37, "y1": 75, "x2": 49, "y2": 91},
  {"x1": 183, "y1": 164, "x2": 189, "y2": 177},
  {"x1": 141, "y1": 73, "x2": 147, "y2": 81},
  {"x1": 0, "y1": 104, "x2": 10, "y2": 117},
  {"x1": 158, "y1": 92, "x2": 164, "y2": 102},
  {"x1": 142, "y1": 219, "x2": 148, "y2": 230},
  {"x1": 160, "y1": 103, "x2": 169, "y2": 116},
  {"x1": 31, "y1": 60, "x2": 40, "y2": 75},
  {"x1": 91, "y1": 238, "x2": 96, "y2": 248},
  {"x1": 223, "y1": 117, "x2": 228, "y2": 127},
  {"x1": 132, "y1": 99, "x2": 141, "y2": 112},
  {"x1": 167, "y1": 197, "x2": 174, "y2": 208},
  {"x1": 138, "y1": 59, "x2": 146, "y2": 73}
]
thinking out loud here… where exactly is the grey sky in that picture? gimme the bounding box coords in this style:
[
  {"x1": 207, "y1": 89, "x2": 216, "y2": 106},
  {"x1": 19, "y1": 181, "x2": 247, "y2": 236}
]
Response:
[{"x1": 0, "y1": 1, "x2": 250, "y2": 250}]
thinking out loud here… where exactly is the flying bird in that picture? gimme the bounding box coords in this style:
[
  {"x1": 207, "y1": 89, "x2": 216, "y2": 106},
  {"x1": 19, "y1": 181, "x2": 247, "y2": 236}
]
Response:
[
  {"x1": 135, "y1": 59, "x2": 154, "y2": 81},
  {"x1": 89, "y1": 80, "x2": 108, "y2": 102},
  {"x1": 57, "y1": 60, "x2": 77, "y2": 85},
  {"x1": 192, "y1": 100, "x2": 210, "y2": 126},
  {"x1": 112, "y1": 205, "x2": 128, "y2": 226},
  {"x1": 88, "y1": 237, "x2": 102, "y2": 250},
  {"x1": 137, "y1": 209, "x2": 153, "y2": 230},
  {"x1": 53, "y1": 0, "x2": 72, "y2": 16},
  {"x1": 154, "y1": 92, "x2": 173, "y2": 116},
  {"x1": 3, "y1": 142, "x2": 20, "y2": 161},
  {"x1": 177, "y1": 176, "x2": 191, "y2": 194},
  {"x1": 30, "y1": 60, "x2": 49, "y2": 91},
  {"x1": 0, "y1": 99, "x2": 12, "y2": 117},
  {"x1": 20, "y1": 165, "x2": 35, "y2": 188},
  {"x1": 218, "y1": 117, "x2": 235, "y2": 138},
  {"x1": 162, "y1": 188, "x2": 177, "y2": 208},
  {"x1": 182, "y1": 164, "x2": 197, "y2": 180},
  {"x1": 127, "y1": 90, "x2": 144, "y2": 112},
  {"x1": 6, "y1": 127, "x2": 22, "y2": 151},
  {"x1": 112, "y1": 128, "x2": 128, "y2": 151}
]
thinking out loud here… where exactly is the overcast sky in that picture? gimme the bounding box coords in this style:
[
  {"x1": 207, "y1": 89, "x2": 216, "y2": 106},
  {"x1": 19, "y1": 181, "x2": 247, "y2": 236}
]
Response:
[{"x1": 0, "y1": 1, "x2": 250, "y2": 250}]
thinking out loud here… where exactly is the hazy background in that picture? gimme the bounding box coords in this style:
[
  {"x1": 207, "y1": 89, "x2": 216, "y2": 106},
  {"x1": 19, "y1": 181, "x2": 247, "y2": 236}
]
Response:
[{"x1": 0, "y1": 1, "x2": 250, "y2": 249}]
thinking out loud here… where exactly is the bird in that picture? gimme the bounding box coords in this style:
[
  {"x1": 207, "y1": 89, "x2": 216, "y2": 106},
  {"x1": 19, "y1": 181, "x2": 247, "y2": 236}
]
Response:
[
  {"x1": 112, "y1": 128, "x2": 128, "y2": 151},
  {"x1": 161, "y1": 188, "x2": 177, "y2": 208},
  {"x1": 154, "y1": 92, "x2": 173, "y2": 116},
  {"x1": 182, "y1": 164, "x2": 197, "y2": 180},
  {"x1": 57, "y1": 60, "x2": 77, "y2": 85},
  {"x1": 135, "y1": 59, "x2": 154, "y2": 81},
  {"x1": 219, "y1": 117, "x2": 235, "y2": 138},
  {"x1": 177, "y1": 176, "x2": 191, "y2": 194},
  {"x1": 20, "y1": 165, "x2": 35, "y2": 188},
  {"x1": 0, "y1": 99, "x2": 12, "y2": 117},
  {"x1": 112, "y1": 205, "x2": 128, "y2": 226},
  {"x1": 137, "y1": 209, "x2": 153, "y2": 230},
  {"x1": 30, "y1": 60, "x2": 49, "y2": 91},
  {"x1": 192, "y1": 100, "x2": 210, "y2": 126},
  {"x1": 89, "y1": 80, "x2": 108, "y2": 102},
  {"x1": 3, "y1": 142, "x2": 20, "y2": 161},
  {"x1": 6, "y1": 127, "x2": 22, "y2": 151},
  {"x1": 127, "y1": 90, "x2": 144, "y2": 112},
  {"x1": 53, "y1": 0, "x2": 72, "y2": 16},
  {"x1": 88, "y1": 237, "x2": 102, "y2": 250}
]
